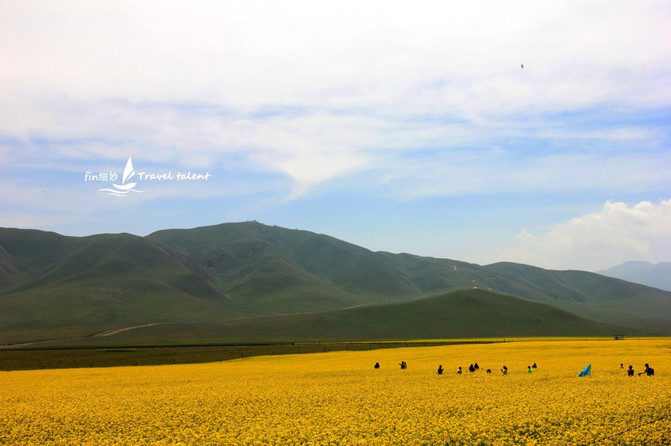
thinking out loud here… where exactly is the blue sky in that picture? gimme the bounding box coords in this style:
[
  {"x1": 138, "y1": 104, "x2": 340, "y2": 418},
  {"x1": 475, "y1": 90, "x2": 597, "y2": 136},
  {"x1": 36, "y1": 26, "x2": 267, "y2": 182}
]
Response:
[{"x1": 1, "y1": 1, "x2": 670, "y2": 271}]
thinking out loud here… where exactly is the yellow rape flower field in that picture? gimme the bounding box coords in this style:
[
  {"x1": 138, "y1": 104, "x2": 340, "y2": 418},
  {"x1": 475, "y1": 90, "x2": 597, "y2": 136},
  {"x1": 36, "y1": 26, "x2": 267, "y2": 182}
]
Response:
[{"x1": 1, "y1": 338, "x2": 669, "y2": 445}]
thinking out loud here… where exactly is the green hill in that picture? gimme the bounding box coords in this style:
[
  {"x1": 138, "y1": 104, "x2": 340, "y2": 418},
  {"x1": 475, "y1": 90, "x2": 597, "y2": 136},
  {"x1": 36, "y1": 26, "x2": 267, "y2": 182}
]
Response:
[
  {"x1": 147, "y1": 222, "x2": 420, "y2": 313},
  {"x1": 0, "y1": 229, "x2": 235, "y2": 344},
  {"x1": 69, "y1": 289, "x2": 628, "y2": 345},
  {"x1": 481, "y1": 262, "x2": 671, "y2": 329},
  {"x1": 1, "y1": 222, "x2": 670, "y2": 345}
]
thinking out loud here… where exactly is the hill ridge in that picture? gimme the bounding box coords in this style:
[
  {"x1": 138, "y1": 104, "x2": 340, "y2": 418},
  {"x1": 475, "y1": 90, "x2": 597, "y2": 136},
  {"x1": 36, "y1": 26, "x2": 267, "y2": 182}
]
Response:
[{"x1": 1, "y1": 222, "x2": 670, "y2": 344}]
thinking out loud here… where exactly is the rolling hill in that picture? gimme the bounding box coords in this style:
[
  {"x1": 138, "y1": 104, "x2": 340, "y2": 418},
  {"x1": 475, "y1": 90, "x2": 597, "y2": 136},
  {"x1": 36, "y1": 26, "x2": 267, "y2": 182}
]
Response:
[
  {"x1": 0, "y1": 229, "x2": 235, "y2": 344},
  {"x1": 59, "y1": 289, "x2": 627, "y2": 345},
  {"x1": 1, "y1": 221, "x2": 670, "y2": 345}
]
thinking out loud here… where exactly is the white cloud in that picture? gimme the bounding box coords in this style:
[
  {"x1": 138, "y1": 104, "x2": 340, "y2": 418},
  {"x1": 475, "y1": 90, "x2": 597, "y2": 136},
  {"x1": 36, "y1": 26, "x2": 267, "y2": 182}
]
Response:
[
  {"x1": 0, "y1": 1, "x2": 670, "y2": 198},
  {"x1": 2, "y1": 1, "x2": 669, "y2": 108},
  {"x1": 474, "y1": 200, "x2": 671, "y2": 271}
]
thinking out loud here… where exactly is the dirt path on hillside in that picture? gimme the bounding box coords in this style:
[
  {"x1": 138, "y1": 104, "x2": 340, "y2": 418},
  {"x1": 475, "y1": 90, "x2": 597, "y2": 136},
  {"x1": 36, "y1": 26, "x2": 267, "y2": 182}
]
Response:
[{"x1": 92, "y1": 323, "x2": 168, "y2": 337}]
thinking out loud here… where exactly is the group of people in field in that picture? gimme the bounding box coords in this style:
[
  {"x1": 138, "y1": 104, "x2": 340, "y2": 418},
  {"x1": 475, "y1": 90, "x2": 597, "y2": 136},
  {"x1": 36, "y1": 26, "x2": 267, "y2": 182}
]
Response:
[
  {"x1": 376, "y1": 361, "x2": 538, "y2": 374},
  {"x1": 374, "y1": 361, "x2": 656, "y2": 376},
  {"x1": 621, "y1": 363, "x2": 655, "y2": 376},
  {"x1": 451, "y1": 362, "x2": 536, "y2": 375}
]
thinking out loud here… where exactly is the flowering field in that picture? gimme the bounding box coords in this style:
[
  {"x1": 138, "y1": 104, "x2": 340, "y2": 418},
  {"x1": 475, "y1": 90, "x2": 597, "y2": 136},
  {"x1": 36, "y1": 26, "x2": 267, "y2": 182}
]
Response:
[{"x1": 1, "y1": 338, "x2": 669, "y2": 445}]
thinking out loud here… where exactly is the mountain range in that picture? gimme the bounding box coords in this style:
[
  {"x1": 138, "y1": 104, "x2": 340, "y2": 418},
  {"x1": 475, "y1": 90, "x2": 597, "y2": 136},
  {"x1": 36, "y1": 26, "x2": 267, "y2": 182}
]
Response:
[
  {"x1": 598, "y1": 261, "x2": 671, "y2": 292},
  {"x1": 1, "y1": 221, "x2": 670, "y2": 345}
]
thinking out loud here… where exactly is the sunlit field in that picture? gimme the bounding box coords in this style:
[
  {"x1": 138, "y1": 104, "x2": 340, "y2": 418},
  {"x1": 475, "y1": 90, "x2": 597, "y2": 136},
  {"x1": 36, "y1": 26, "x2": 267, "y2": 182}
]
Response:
[{"x1": 1, "y1": 339, "x2": 669, "y2": 445}]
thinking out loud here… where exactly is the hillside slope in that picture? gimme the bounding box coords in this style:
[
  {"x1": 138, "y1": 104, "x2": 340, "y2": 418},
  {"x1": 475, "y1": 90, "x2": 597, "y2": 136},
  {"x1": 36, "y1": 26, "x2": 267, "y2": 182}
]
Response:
[
  {"x1": 1, "y1": 222, "x2": 670, "y2": 344},
  {"x1": 0, "y1": 229, "x2": 235, "y2": 344},
  {"x1": 76, "y1": 289, "x2": 629, "y2": 345},
  {"x1": 480, "y1": 262, "x2": 671, "y2": 329},
  {"x1": 147, "y1": 222, "x2": 422, "y2": 313}
]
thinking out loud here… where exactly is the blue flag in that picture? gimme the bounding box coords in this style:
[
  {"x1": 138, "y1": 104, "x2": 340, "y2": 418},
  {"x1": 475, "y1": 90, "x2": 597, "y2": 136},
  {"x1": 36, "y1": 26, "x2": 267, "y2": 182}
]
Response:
[{"x1": 577, "y1": 364, "x2": 591, "y2": 377}]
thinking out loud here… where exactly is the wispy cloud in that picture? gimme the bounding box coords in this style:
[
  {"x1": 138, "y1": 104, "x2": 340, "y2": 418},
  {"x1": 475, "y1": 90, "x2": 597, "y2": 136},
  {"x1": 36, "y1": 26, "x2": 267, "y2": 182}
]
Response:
[
  {"x1": 1, "y1": 1, "x2": 669, "y2": 196},
  {"x1": 2, "y1": 98, "x2": 667, "y2": 201}
]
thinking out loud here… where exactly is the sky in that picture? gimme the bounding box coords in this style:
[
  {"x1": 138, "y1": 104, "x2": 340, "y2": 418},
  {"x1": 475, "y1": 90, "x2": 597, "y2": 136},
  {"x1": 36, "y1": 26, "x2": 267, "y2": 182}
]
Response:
[{"x1": 1, "y1": 1, "x2": 669, "y2": 272}]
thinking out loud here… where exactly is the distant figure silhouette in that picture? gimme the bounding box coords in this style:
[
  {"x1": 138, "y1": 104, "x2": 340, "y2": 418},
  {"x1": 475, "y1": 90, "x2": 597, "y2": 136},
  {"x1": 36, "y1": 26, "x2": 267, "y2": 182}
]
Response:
[
  {"x1": 438, "y1": 365, "x2": 444, "y2": 375},
  {"x1": 627, "y1": 365, "x2": 634, "y2": 377},
  {"x1": 527, "y1": 366, "x2": 533, "y2": 374},
  {"x1": 501, "y1": 366, "x2": 508, "y2": 375},
  {"x1": 474, "y1": 362, "x2": 480, "y2": 370},
  {"x1": 532, "y1": 363, "x2": 537, "y2": 369},
  {"x1": 620, "y1": 363, "x2": 624, "y2": 369},
  {"x1": 374, "y1": 362, "x2": 380, "y2": 369},
  {"x1": 521, "y1": 64, "x2": 524, "y2": 69},
  {"x1": 468, "y1": 364, "x2": 475, "y2": 373},
  {"x1": 638, "y1": 363, "x2": 654, "y2": 376},
  {"x1": 399, "y1": 361, "x2": 407, "y2": 370},
  {"x1": 457, "y1": 366, "x2": 463, "y2": 374},
  {"x1": 486, "y1": 369, "x2": 492, "y2": 373}
]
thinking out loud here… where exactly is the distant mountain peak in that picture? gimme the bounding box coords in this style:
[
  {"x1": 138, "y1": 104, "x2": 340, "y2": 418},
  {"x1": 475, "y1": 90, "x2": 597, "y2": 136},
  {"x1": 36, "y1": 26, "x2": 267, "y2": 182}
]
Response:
[{"x1": 598, "y1": 261, "x2": 671, "y2": 292}]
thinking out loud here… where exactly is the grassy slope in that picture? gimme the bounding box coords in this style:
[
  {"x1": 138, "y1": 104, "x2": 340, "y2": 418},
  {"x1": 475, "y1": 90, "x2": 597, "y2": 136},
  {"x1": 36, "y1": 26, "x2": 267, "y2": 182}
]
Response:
[
  {"x1": 147, "y1": 222, "x2": 421, "y2": 313},
  {"x1": 1, "y1": 223, "x2": 670, "y2": 345},
  {"x1": 482, "y1": 262, "x2": 671, "y2": 329},
  {"x1": 150, "y1": 222, "x2": 671, "y2": 328},
  {"x1": 0, "y1": 230, "x2": 236, "y2": 344},
  {"x1": 0, "y1": 228, "x2": 85, "y2": 289},
  {"x1": 75, "y1": 289, "x2": 630, "y2": 346},
  {"x1": 378, "y1": 253, "x2": 671, "y2": 328}
]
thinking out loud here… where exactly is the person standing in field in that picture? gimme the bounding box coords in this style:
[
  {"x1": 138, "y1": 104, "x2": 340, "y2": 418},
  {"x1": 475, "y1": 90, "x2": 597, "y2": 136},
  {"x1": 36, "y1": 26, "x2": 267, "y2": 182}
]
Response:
[
  {"x1": 374, "y1": 362, "x2": 380, "y2": 369},
  {"x1": 627, "y1": 365, "x2": 634, "y2": 376},
  {"x1": 399, "y1": 361, "x2": 407, "y2": 370},
  {"x1": 501, "y1": 366, "x2": 508, "y2": 375},
  {"x1": 437, "y1": 365, "x2": 443, "y2": 375},
  {"x1": 527, "y1": 365, "x2": 533, "y2": 374},
  {"x1": 457, "y1": 366, "x2": 463, "y2": 374}
]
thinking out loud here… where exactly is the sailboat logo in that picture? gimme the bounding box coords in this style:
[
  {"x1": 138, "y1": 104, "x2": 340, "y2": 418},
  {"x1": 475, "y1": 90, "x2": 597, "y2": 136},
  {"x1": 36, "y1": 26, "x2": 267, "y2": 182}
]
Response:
[{"x1": 99, "y1": 156, "x2": 143, "y2": 196}]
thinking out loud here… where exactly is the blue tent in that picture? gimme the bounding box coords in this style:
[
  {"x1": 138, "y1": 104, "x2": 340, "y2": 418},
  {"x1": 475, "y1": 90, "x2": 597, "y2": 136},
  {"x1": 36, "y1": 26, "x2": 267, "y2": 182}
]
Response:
[{"x1": 577, "y1": 364, "x2": 591, "y2": 377}]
